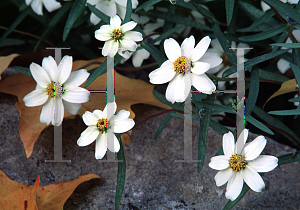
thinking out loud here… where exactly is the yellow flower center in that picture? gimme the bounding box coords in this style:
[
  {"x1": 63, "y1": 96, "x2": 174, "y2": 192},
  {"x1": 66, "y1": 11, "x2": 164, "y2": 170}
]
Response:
[
  {"x1": 221, "y1": 53, "x2": 232, "y2": 66},
  {"x1": 46, "y1": 82, "x2": 63, "y2": 98},
  {"x1": 173, "y1": 56, "x2": 191, "y2": 73},
  {"x1": 112, "y1": 29, "x2": 123, "y2": 40},
  {"x1": 228, "y1": 154, "x2": 246, "y2": 171},
  {"x1": 97, "y1": 118, "x2": 108, "y2": 132}
]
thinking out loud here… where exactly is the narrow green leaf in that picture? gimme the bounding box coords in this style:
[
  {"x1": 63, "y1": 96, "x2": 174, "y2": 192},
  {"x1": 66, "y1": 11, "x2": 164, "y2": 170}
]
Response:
[
  {"x1": 84, "y1": 54, "x2": 123, "y2": 88},
  {"x1": 171, "y1": 113, "x2": 200, "y2": 119},
  {"x1": 135, "y1": 0, "x2": 162, "y2": 12},
  {"x1": 245, "y1": 113, "x2": 274, "y2": 135},
  {"x1": 289, "y1": 96, "x2": 300, "y2": 102},
  {"x1": 290, "y1": 63, "x2": 300, "y2": 88},
  {"x1": 193, "y1": 101, "x2": 236, "y2": 114},
  {"x1": 292, "y1": 47, "x2": 300, "y2": 68},
  {"x1": 63, "y1": 0, "x2": 86, "y2": 41},
  {"x1": 152, "y1": 89, "x2": 184, "y2": 112},
  {"x1": 35, "y1": 2, "x2": 72, "y2": 50},
  {"x1": 245, "y1": 67, "x2": 259, "y2": 114},
  {"x1": 209, "y1": 119, "x2": 231, "y2": 135},
  {"x1": 253, "y1": 106, "x2": 300, "y2": 148},
  {"x1": 272, "y1": 34, "x2": 289, "y2": 52},
  {"x1": 1, "y1": 6, "x2": 30, "y2": 40},
  {"x1": 239, "y1": 24, "x2": 289, "y2": 42},
  {"x1": 249, "y1": 9, "x2": 276, "y2": 29},
  {"x1": 278, "y1": 151, "x2": 300, "y2": 165},
  {"x1": 197, "y1": 94, "x2": 214, "y2": 173},
  {"x1": 13, "y1": 66, "x2": 32, "y2": 77},
  {"x1": 271, "y1": 43, "x2": 300, "y2": 48},
  {"x1": 212, "y1": 22, "x2": 237, "y2": 66},
  {"x1": 268, "y1": 109, "x2": 300, "y2": 115},
  {"x1": 154, "y1": 111, "x2": 175, "y2": 139},
  {"x1": 258, "y1": 68, "x2": 289, "y2": 83},
  {"x1": 140, "y1": 41, "x2": 166, "y2": 66},
  {"x1": 264, "y1": 0, "x2": 300, "y2": 24},
  {"x1": 175, "y1": 0, "x2": 215, "y2": 20},
  {"x1": 87, "y1": 3, "x2": 110, "y2": 24},
  {"x1": 153, "y1": 26, "x2": 183, "y2": 43},
  {"x1": 223, "y1": 183, "x2": 250, "y2": 210},
  {"x1": 0, "y1": 38, "x2": 24, "y2": 47},
  {"x1": 225, "y1": 0, "x2": 235, "y2": 25},
  {"x1": 147, "y1": 10, "x2": 212, "y2": 31},
  {"x1": 115, "y1": 134, "x2": 126, "y2": 210},
  {"x1": 123, "y1": 0, "x2": 132, "y2": 24},
  {"x1": 223, "y1": 49, "x2": 289, "y2": 78}
]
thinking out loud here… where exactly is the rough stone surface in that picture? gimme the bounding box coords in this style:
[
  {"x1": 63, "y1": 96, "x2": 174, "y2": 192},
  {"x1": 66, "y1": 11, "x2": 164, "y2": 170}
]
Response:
[{"x1": 0, "y1": 68, "x2": 300, "y2": 210}]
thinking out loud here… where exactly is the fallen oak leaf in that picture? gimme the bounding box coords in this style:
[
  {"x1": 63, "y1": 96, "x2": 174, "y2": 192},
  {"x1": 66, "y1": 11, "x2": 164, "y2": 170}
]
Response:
[
  {"x1": 0, "y1": 57, "x2": 172, "y2": 158},
  {"x1": 29, "y1": 173, "x2": 102, "y2": 210},
  {"x1": 0, "y1": 53, "x2": 19, "y2": 80},
  {"x1": 0, "y1": 170, "x2": 39, "y2": 210}
]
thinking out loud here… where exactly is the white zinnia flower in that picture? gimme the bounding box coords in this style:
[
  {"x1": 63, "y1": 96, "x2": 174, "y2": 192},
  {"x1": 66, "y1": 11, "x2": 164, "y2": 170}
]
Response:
[
  {"x1": 277, "y1": 30, "x2": 300, "y2": 74},
  {"x1": 209, "y1": 129, "x2": 278, "y2": 201},
  {"x1": 25, "y1": 0, "x2": 62, "y2": 16},
  {"x1": 23, "y1": 55, "x2": 90, "y2": 126},
  {"x1": 95, "y1": 15, "x2": 143, "y2": 58},
  {"x1": 261, "y1": 0, "x2": 298, "y2": 12},
  {"x1": 149, "y1": 35, "x2": 222, "y2": 103},
  {"x1": 87, "y1": 0, "x2": 139, "y2": 25},
  {"x1": 77, "y1": 102, "x2": 135, "y2": 159}
]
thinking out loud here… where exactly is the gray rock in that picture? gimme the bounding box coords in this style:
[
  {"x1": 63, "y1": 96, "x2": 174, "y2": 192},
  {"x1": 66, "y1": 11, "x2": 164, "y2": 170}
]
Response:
[{"x1": 0, "y1": 77, "x2": 299, "y2": 210}]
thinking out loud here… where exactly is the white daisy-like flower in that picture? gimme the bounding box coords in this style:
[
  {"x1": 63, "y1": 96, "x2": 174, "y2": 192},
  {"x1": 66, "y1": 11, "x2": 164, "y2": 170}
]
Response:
[
  {"x1": 87, "y1": 0, "x2": 139, "y2": 25},
  {"x1": 149, "y1": 35, "x2": 222, "y2": 103},
  {"x1": 23, "y1": 55, "x2": 90, "y2": 126},
  {"x1": 77, "y1": 102, "x2": 135, "y2": 159},
  {"x1": 95, "y1": 15, "x2": 143, "y2": 58},
  {"x1": 25, "y1": 0, "x2": 62, "y2": 16},
  {"x1": 261, "y1": 0, "x2": 298, "y2": 12},
  {"x1": 277, "y1": 30, "x2": 300, "y2": 74},
  {"x1": 207, "y1": 38, "x2": 250, "y2": 89},
  {"x1": 209, "y1": 129, "x2": 278, "y2": 201}
]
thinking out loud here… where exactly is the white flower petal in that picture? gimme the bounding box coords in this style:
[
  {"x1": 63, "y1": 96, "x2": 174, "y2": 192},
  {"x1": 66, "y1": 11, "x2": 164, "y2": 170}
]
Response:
[
  {"x1": 164, "y1": 38, "x2": 181, "y2": 62},
  {"x1": 103, "y1": 102, "x2": 117, "y2": 120},
  {"x1": 191, "y1": 36, "x2": 211, "y2": 62},
  {"x1": 82, "y1": 111, "x2": 99, "y2": 126},
  {"x1": 223, "y1": 131, "x2": 235, "y2": 158},
  {"x1": 124, "y1": 31, "x2": 143, "y2": 41},
  {"x1": 90, "y1": 13, "x2": 101, "y2": 25},
  {"x1": 107, "y1": 131, "x2": 120, "y2": 153},
  {"x1": 132, "y1": 49, "x2": 150, "y2": 67},
  {"x1": 149, "y1": 60, "x2": 176, "y2": 84},
  {"x1": 191, "y1": 62, "x2": 210, "y2": 75},
  {"x1": 209, "y1": 155, "x2": 229, "y2": 170},
  {"x1": 199, "y1": 52, "x2": 223, "y2": 69},
  {"x1": 63, "y1": 69, "x2": 90, "y2": 89},
  {"x1": 243, "y1": 136, "x2": 266, "y2": 161},
  {"x1": 110, "y1": 15, "x2": 122, "y2": 29},
  {"x1": 225, "y1": 171, "x2": 244, "y2": 201},
  {"x1": 120, "y1": 21, "x2": 137, "y2": 32},
  {"x1": 190, "y1": 73, "x2": 216, "y2": 94},
  {"x1": 277, "y1": 58, "x2": 290, "y2": 74},
  {"x1": 62, "y1": 87, "x2": 90, "y2": 103},
  {"x1": 114, "y1": 0, "x2": 127, "y2": 7},
  {"x1": 43, "y1": 0, "x2": 61, "y2": 13},
  {"x1": 165, "y1": 76, "x2": 177, "y2": 104},
  {"x1": 214, "y1": 168, "x2": 233, "y2": 187},
  {"x1": 77, "y1": 126, "x2": 99, "y2": 146},
  {"x1": 111, "y1": 110, "x2": 130, "y2": 122},
  {"x1": 57, "y1": 55, "x2": 72, "y2": 84},
  {"x1": 52, "y1": 97, "x2": 64, "y2": 126},
  {"x1": 103, "y1": 39, "x2": 119, "y2": 57},
  {"x1": 95, "y1": 133, "x2": 107, "y2": 159},
  {"x1": 30, "y1": 63, "x2": 51, "y2": 88},
  {"x1": 26, "y1": 0, "x2": 32, "y2": 5},
  {"x1": 23, "y1": 89, "x2": 48, "y2": 107},
  {"x1": 181, "y1": 35, "x2": 195, "y2": 60},
  {"x1": 63, "y1": 100, "x2": 81, "y2": 115},
  {"x1": 118, "y1": 49, "x2": 132, "y2": 58},
  {"x1": 261, "y1": 1, "x2": 271, "y2": 12},
  {"x1": 101, "y1": 1, "x2": 117, "y2": 17},
  {"x1": 93, "y1": 110, "x2": 105, "y2": 119},
  {"x1": 42, "y1": 56, "x2": 57, "y2": 81},
  {"x1": 210, "y1": 38, "x2": 223, "y2": 52},
  {"x1": 119, "y1": 37, "x2": 137, "y2": 52},
  {"x1": 173, "y1": 73, "x2": 191, "y2": 103},
  {"x1": 247, "y1": 155, "x2": 278, "y2": 173},
  {"x1": 242, "y1": 166, "x2": 265, "y2": 192},
  {"x1": 115, "y1": 3, "x2": 126, "y2": 19},
  {"x1": 95, "y1": 26, "x2": 114, "y2": 41},
  {"x1": 110, "y1": 118, "x2": 135, "y2": 133},
  {"x1": 31, "y1": 0, "x2": 43, "y2": 15},
  {"x1": 87, "y1": 0, "x2": 98, "y2": 5},
  {"x1": 235, "y1": 129, "x2": 249, "y2": 154},
  {"x1": 40, "y1": 98, "x2": 54, "y2": 125}
]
